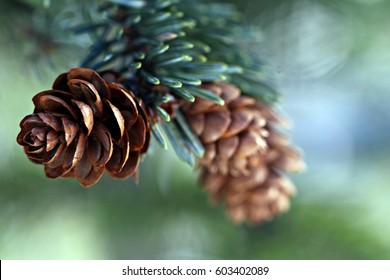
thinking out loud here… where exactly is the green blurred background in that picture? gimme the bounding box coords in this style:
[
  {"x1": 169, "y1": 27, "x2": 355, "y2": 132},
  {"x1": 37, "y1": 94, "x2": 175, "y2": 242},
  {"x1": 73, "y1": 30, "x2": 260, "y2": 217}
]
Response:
[{"x1": 1, "y1": 0, "x2": 390, "y2": 259}]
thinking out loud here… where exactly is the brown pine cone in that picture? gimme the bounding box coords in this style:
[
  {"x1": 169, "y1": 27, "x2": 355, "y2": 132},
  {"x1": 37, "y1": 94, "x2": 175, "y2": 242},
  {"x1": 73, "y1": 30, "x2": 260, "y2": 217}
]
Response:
[
  {"x1": 182, "y1": 82, "x2": 268, "y2": 177},
  {"x1": 183, "y1": 82, "x2": 304, "y2": 225},
  {"x1": 16, "y1": 68, "x2": 150, "y2": 187}
]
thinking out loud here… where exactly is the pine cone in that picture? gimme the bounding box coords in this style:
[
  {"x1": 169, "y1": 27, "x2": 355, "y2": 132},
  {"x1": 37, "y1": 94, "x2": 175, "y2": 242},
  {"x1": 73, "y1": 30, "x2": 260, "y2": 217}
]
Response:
[
  {"x1": 183, "y1": 82, "x2": 304, "y2": 225},
  {"x1": 182, "y1": 82, "x2": 268, "y2": 177},
  {"x1": 16, "y1": 68, "x2": 150, "y2": 187}
]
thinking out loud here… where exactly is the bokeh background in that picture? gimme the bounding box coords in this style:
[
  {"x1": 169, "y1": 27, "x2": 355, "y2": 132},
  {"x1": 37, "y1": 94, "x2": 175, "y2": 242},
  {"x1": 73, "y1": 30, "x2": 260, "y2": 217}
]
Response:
[{"x1": 1, "y1": 0, "x2": 390, "y2": 259}]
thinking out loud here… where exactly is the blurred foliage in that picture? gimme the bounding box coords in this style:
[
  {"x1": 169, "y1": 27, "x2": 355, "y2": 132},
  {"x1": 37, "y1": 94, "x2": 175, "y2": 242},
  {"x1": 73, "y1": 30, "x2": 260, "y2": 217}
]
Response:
[{"x1": 1, "y1": 0, "x2": 390, "y2": 259}]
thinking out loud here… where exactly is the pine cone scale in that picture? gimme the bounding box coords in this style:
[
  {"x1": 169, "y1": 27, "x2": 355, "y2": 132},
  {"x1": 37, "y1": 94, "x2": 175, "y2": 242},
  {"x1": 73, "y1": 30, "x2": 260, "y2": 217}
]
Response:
[
  {"x1": 217, "y1": 136, "x2": 239, "y2": 159},
  {"x1": 106, "y1": 133, "x2": 130, "y2": 174},
  {"x1": 202, "y1": 110, "x2": 231, "y2": 143},
  {"x1": 128, "y1": 117, "x2": 146, "y2": 151},
  {"x1": 60, "y1": 117, "x2": 77, "y2": 145},
  {"x1": 219, "y1": 82, "x2": 240, "y2": 102},
  {"x1": 103, "y1": 100, "x2": 125, "y2": 142},
  {"x1": 229, "y1": 96, "x2": 257, "y2": 109},
  {"x1": 186, "y1": 114, "x2": 204, "y2": 135},
  {"x1": 33, "y1": 91, "x2": 78, "y2": 119},
  {"x1": 65, "y1": 68, "x2": 111, "y2": 99},
  {"x1": 105, "y1": 151, "x2": 122, "y2": 174},
  {"x1": 43, "y1": 141, "x2": 65, "y2": 165},
  {"x1": 86, "y1": 123, "x2": 113, "y2": 167},
  {"x1": 62, "y1": 131, "x2": 87, "y2": 171},
  {"x1": 37, "y1": 112, "x2": 62, "y2": 132},
  {"x1": 111, "y1": 150, "x2": 141, "y2": 178},
  {"x1": 224, "y1": 109, "x2": 254, "y2": 137},
  {"x1": 30, "y1": 127, "x2": 45, "y2": 142},
  {"x1": 108, "y1": 86, "x2": 139, "y2": 117},
  {"x1": 236, "y1": 131, "x2": 265, "y2": 157},
  {"x1": 73, "y1": 153, "x2": 104, "y2": 186},
  {"x1": 201, "y1": 143, "x2": 216, "y2": 164},
  {"x1": 69, "y1": 79, "x2": 104, "y2": 117},
  {"x1": 72, "y1": 100, "x2": 94, "y2": 134},
  {"x1": 44, "y1": 143, "x2": 68, "y2": 177}
]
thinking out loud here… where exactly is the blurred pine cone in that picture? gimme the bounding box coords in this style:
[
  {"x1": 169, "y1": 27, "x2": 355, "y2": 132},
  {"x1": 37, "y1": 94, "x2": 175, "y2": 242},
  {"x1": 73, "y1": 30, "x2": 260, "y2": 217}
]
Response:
[
  {"x1": 183, "y1": 82, "x2": 304, "y2": 225},
  {"x1": 182, "y1": 83, "x2": 268, "y2": 177},
  {"x1": 16, "y1": 68, "x2": 150, "y2": 186}
]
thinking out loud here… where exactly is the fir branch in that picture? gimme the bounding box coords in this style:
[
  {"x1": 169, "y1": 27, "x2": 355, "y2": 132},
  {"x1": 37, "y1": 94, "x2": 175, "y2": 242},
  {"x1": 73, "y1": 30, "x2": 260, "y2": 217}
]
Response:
[{"x1": 77, "y1": 0, "x2": 229, "y2": 106}]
